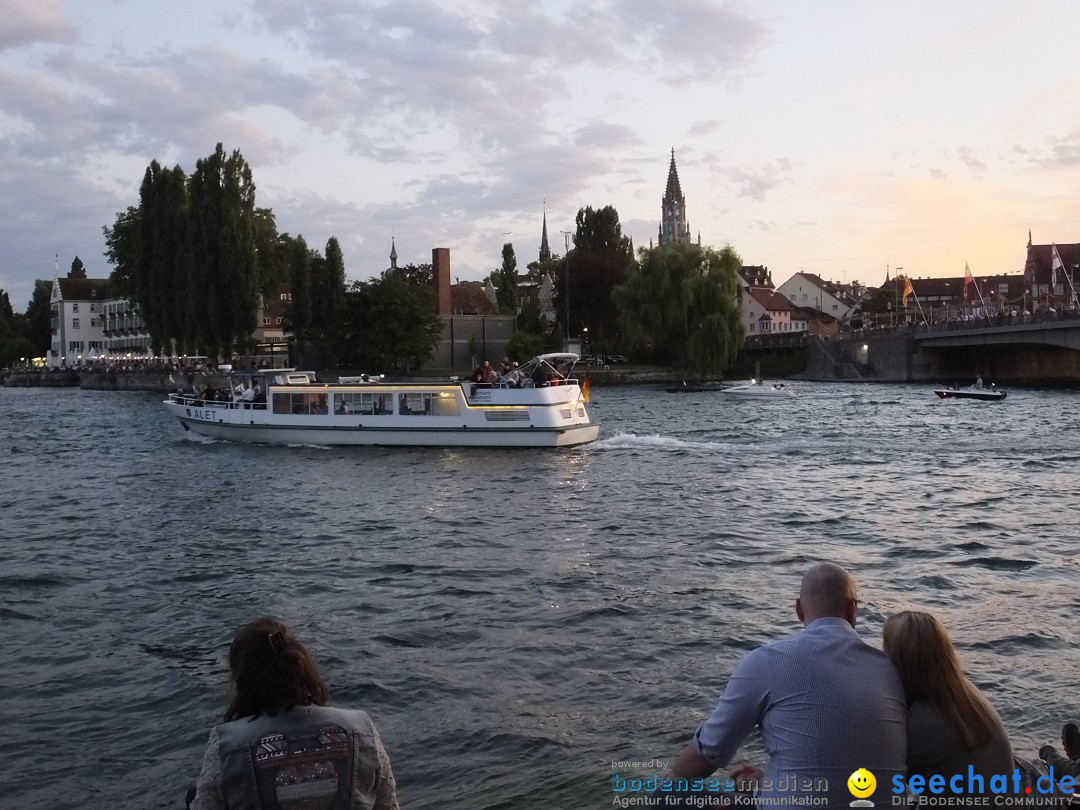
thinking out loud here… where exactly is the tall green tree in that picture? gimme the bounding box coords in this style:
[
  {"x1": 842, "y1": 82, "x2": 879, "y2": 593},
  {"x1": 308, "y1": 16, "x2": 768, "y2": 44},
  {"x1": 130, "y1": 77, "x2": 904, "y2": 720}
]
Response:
[
  {"x1": 310, "y1": 236, "x2": 346, "y2": 340},
  {"x1": 103, "y1": 206, "x2": 141, "y2": 298},
  {"x1": 555, "y1": 205, "x2": 633, "y2": 351},
  {"x1": 188, "y1": 143, "x2": 259, "y2": 357},
  {"x1": 614, "y1": 242, "x2": 744, "y2": 374},
  {"x1": 24, "y1": 280, "x2": 53, "y2": 357},
  {"x1": 494, "y1": 242, "x2": 518, "y2": 313},
  {"x1": 287, "y1": 234, "x2": 312, "y2": 346},
  {"x1": 339, "y1": 276, "x2": 442, "y2": 371}
]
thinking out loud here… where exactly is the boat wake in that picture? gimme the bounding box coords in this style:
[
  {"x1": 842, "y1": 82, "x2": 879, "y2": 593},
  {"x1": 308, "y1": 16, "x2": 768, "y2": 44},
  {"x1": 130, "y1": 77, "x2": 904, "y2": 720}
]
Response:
[{"x1": 593, "y1": 431, "x2": 737, "y2": 453}]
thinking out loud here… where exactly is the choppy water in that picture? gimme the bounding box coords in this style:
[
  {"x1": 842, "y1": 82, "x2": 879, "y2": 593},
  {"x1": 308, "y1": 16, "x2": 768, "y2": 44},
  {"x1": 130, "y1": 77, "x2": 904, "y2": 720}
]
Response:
[{"x1": 2, "y1": 382, "x2": 1080, "y2": 809}]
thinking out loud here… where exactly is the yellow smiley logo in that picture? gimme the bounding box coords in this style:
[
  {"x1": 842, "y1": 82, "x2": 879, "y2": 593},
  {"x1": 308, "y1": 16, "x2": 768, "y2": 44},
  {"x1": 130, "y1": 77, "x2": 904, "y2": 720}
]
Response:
[{"x1": 848, "y1": 768, "x2": 876, "y2": 799}]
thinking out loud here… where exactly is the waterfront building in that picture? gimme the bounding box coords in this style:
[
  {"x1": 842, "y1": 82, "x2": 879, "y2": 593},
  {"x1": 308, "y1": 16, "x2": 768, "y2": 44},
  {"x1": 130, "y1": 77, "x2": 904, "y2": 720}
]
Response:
[
  {"x1": 49, "y1": 276, "x2": 110, "y2": 367},
  {"x1": 745, "y1": 288, "x2": 797, "y2": 335},
  {"x1": 102, "y1": 297, "x2": 152, "y2": 357},
  {"x1": 1025, "y1": 239, "x2": 1080, "y2": 311},
  {"x1": 255, "y1": 287, "x2": 292, "y2": 363}
]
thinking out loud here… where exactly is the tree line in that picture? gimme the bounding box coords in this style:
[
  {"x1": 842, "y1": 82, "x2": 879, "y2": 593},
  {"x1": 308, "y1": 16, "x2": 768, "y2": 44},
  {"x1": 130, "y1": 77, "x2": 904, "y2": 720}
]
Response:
[{"x1": 488, "y1": 205, "x2": 746, "y2": 376}]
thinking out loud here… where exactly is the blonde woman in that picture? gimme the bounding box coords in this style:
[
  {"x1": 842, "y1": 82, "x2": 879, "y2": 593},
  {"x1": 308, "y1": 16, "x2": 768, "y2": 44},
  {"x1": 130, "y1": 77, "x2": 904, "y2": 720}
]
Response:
[{"x1": 882, "y1": 611, "x2": 1013, "y2": 780}]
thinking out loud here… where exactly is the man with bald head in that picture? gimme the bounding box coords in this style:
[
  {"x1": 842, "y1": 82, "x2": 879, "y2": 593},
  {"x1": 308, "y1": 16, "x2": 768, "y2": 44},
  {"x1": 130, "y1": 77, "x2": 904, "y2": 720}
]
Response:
[{"x1": 665, "y1": 563, "x2": 906, "y2": 808}]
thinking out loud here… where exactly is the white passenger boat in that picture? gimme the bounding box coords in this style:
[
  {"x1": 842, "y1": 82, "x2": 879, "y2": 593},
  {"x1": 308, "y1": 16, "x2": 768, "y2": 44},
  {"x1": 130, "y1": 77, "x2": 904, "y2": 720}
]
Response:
[
  {"x1": 163, "y1": 353, "x2": 599, "y2": 448},
  {"x1": 722, "y1": 379, "x2": 795, "y2": 398}
]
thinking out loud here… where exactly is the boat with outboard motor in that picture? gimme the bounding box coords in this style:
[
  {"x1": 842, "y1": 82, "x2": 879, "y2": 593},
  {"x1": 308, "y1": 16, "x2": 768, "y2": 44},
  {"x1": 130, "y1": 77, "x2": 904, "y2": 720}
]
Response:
[
  {"x1": 163, "y1": 353, "x2": 599, "y2": 447},
  {"x1": 722, "y1": 379, "x2": 795, "y2": 398},
  {"x1": 934, "y1": 383, "x2": 1007, "y2": 402}
]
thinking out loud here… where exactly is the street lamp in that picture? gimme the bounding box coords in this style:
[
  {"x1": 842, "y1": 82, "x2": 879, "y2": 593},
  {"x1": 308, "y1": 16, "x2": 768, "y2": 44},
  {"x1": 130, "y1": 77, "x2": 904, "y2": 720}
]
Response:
[
  {"x1": 561, "y1": 230, "x2": 572, "y2": 347},
  {"x1": 582, "y1": 326, "x2": 588, "y2": 356}
]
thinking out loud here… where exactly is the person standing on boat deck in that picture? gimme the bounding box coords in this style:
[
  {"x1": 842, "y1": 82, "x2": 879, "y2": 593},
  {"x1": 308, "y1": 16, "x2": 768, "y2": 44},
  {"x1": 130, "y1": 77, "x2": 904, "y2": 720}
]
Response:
[
  {"x1": 187, "y1": 616, "x2": 399, "y2": 810},
  {"x1": 663, "y1": 563, "x2": 906, "y2": 809},
  {"x1": 239, "y1": 385, "x2": 255, "y2": 404}
]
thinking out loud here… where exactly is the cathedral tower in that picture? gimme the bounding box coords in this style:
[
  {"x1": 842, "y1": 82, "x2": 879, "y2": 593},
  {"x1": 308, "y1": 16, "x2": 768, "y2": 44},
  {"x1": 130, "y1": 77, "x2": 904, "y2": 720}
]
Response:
[{"x1": 658, "y1": 149, "x2": 691, "y2": 246}]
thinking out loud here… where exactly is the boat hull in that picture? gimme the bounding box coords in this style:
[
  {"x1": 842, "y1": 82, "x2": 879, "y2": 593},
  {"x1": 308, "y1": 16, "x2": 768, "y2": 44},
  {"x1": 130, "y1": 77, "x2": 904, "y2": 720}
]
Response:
[
  {"x1": 171, "y1": 414, "x2": 599, "y2": 447},
  {"x1": 934, "y1": 389, "x2": 1007, "y2": 402}
]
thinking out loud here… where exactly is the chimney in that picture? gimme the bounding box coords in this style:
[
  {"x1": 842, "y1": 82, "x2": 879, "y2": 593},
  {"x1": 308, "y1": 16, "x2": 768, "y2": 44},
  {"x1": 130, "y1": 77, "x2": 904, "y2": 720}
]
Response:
[{"x1": 432, "y1": 248, "x2": 451, "y2": 315}]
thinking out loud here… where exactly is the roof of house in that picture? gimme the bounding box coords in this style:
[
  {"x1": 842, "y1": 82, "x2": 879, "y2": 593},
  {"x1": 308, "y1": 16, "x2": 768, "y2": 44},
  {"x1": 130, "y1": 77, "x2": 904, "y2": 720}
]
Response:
[
  {"x1": 739, "y1": 265, "x2": 773, "y2": 289},
  {"x1": 452, "y1": 281, "x2": 498, "y2": 315},
  {"x1": 796, "y1": 272, "x2": 859, "y2": 307},
  {"x1": 57, "y1": 277, "x2": 111, "y2": 300},
  {"x1": 747, "y1": 287, "x2": 795, "y2": 312}
]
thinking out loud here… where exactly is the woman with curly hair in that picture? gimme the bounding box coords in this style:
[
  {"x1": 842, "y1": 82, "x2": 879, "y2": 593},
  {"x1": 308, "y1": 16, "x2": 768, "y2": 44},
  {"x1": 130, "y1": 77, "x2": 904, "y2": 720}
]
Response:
[{"x1": 189, "y1": 616, "x2": 398, "y2": 810}]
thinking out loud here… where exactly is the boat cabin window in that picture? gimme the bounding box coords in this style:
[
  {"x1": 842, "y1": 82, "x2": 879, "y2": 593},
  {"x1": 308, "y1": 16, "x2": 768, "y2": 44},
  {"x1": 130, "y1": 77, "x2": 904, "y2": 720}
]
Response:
[
  {"x1": 272, "y1": 392, "x2": 328, "y2": 415},
  {"x1": 398, "y1": 391, "x2": 459, "y2": 417},
  {"x1": 336, "y1": 392, "x2": 392, "y2": 415}
]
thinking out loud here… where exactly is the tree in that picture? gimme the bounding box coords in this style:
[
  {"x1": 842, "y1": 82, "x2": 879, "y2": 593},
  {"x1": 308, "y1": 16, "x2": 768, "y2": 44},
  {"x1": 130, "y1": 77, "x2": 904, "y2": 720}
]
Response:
[
  {"x1": 614, "y1": 242, "x2": 744, "y2": 375},
  {"x1": 384, "y1": 262, "x2": 433, "y2": 287},
  {"x1": 338, "y1": 276, "x2": 442, "y2": 371},
  {"x1": 103, "y1": 206, "x2": 141, "y2": 298},
  {"x1": 69, "y1": 256, "x2": 86, "y2": 279},
  {"x1": 188, "y1": 143, "x2": 259, "y2": 357},
  {"x1": 494, "y1": 242, "x2": 518, "y2": 313},
  {"x1": 310, "y1": 236, "x2": 346, "y2": 340},
  {"x1": 24, "y1": 280, "x2": 53, "y2": 356},
  {"x1": 287, "y1": 234, "x2": 312, "y2": 346},
  {"x1": 555, "y1": 205, "x2": 633, "y2": 352}
]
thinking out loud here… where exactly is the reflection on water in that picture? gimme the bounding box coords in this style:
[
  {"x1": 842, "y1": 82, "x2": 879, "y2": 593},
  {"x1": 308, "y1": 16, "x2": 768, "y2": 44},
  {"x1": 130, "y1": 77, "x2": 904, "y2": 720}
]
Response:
[{"x1": 1, "y1": 383, "x2": 1078, "y2": 808}]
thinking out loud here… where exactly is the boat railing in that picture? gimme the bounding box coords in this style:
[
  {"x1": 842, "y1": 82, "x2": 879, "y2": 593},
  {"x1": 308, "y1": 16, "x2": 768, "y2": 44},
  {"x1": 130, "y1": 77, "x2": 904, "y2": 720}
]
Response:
[{"x1": 168, "y1": 392, "x2": 267, "y2": 411}]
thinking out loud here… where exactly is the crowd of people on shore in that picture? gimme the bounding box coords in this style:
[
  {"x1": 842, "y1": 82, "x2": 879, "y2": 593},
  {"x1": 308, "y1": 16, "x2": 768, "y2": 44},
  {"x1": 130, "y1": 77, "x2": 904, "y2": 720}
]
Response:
[{"x1": 183, "y1": 563, "x2": 1077, "y2": 810}]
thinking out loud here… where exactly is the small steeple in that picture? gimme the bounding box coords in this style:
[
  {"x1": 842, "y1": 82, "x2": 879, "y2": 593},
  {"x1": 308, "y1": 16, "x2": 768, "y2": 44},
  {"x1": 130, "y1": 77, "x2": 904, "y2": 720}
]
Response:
[
  {"x1": 390, "y1": 237, "x2": 398, "y2": 269},
  {"x1": 539, "y1": 200, "x2": 551, "y2": 262}
]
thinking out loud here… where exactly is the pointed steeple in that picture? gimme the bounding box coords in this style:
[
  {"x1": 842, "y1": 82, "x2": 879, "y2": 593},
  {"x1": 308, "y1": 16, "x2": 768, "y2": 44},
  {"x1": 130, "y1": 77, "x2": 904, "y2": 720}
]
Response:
[
  {"x1": 390, "y1": 237, "x2": 398, "y2": 269},
  {"x1": 659, "y1": 148, "x2": 690, "y2": 246},
  {"x1": 539, "y1": 201, "x2": 551, "y2": 262}
]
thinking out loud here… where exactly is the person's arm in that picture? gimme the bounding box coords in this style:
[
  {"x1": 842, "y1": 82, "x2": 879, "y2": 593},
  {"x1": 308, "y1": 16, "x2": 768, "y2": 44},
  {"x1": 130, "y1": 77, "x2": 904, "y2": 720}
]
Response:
[
  {"x1": 188, "y1": 729, "x2": 225, "y2": 810},
  {"x1": 369, "y1": 724, "x2": 400, "y2": 810},
  {"x1": 670, "y1": 649, "x2": 769, "y2": 778}
]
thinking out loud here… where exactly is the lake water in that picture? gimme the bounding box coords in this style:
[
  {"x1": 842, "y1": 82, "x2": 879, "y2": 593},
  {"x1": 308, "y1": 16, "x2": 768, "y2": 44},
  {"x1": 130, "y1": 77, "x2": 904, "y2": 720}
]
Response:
[{"x1": 2, "y1": 381, "x2": 1079, "y2": 809}]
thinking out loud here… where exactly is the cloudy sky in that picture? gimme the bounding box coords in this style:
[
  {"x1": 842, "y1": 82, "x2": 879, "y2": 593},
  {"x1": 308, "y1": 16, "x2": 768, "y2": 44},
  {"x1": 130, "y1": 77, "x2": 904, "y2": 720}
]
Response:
[{"x1": 3, "y1": 0, "x2": 1080, "y2": 309}]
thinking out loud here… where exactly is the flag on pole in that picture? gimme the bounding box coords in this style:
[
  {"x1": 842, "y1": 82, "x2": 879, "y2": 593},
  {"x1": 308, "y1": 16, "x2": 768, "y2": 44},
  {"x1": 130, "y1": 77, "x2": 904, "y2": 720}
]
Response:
[
  {"x1": 581, "y1": 376, "x2": 590, "y2": 403},
  {"x1": 902, "y1": 278, "x2": 914, "y2": 305},
  {"x1": 1051, "y1": 243, "x2": 1064, "y2": 289},
  {"x1": 964, "y1": 262, "x2": 974, "y2": 288}
]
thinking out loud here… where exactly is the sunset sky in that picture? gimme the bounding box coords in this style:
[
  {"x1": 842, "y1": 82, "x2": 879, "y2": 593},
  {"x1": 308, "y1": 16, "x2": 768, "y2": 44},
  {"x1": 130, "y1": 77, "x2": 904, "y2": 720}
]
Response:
[{"x1": 3, "y1": 0, "x2": 1080, "y2": 308}]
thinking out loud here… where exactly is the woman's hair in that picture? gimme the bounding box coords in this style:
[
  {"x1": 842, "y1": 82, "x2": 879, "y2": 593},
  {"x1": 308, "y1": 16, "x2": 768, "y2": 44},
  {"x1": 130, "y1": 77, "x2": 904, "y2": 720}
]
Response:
[
  {"x1": 224, "y1": 616, "x2": 330, "y2": 722},
  {"x1": 882, "y1": 610, "x2": 999, "y2": 749}
]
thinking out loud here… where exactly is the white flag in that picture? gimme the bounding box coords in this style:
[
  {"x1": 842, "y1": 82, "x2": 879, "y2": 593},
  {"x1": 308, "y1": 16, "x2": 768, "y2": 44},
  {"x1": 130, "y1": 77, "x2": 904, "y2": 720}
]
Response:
[{"x1": 1051, "y1": 243, "x2": 1064, "y2": 288}]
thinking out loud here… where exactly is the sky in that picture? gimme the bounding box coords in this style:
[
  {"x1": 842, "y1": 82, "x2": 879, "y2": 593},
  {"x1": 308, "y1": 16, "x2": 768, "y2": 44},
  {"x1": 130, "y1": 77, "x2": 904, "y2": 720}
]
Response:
[{"x1": 4, "y1": 0, "x2": 1080, "y2": 310}]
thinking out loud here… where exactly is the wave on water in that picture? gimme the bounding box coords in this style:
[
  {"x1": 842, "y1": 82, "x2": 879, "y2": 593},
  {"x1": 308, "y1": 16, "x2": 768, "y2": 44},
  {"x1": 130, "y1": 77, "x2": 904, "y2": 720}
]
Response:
[{"x1": 592, "y1": 431, "x2": 738, "y2": 453}]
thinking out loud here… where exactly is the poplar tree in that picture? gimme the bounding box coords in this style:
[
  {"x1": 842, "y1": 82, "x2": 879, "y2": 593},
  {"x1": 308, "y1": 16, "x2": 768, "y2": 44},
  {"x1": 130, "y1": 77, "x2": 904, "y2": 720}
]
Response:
[{"x1": 288, "y1": 234, "x2": 312, "y2": 347}]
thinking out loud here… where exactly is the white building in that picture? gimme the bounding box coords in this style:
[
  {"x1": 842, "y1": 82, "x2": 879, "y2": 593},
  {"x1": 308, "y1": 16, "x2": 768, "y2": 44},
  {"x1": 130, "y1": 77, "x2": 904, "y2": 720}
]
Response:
[
  {"x1": 745, "y1": 288, "x2": 797, "y2": 335},
  {"x1": 777, "y1": 272, "x2": 860, "y2": 320},
  {"x1": 49, "y1": 277, "x2": 111, "y2": 367}
]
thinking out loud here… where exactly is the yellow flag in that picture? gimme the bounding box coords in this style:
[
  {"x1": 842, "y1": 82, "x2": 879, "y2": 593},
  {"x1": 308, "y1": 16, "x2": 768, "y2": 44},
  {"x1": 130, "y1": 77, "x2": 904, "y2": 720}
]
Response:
[
  {"x1": 581, "y1": 376, "x2": 590, "y2": 403},
  {"x1": 902, "y1": 278, "x2": 914, "y2": 305}
]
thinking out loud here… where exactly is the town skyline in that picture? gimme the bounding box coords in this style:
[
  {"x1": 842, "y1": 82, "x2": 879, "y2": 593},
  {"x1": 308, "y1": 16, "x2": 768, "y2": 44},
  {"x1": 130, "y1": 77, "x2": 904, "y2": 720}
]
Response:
[{"x1": 3, "y1": 1, "x2": 1080, "y2": 309}]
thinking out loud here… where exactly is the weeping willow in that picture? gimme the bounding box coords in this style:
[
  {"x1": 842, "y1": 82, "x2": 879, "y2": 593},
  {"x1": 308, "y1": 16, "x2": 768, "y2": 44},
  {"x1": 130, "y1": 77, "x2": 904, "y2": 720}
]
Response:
[{"x1": 614, "y1": 242, "x2": 744, "y2": 374}]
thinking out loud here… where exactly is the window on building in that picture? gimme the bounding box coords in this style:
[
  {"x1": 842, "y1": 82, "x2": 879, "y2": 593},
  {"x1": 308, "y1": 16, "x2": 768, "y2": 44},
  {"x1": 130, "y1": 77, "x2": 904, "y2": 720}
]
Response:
[
  {"x1": 276, "y1": 317, "x2": 283, "y2": 324},
  {"x1": 72, "y1": 303, "x2": 79, "y2": 313},
  {"x1": 68, "y1": 341, "x2": 83, "y2": 353},
  {"x1": 72, "y1": 318, "x2": 80, "y2": 329},
  {"x1": 280, "y1": 293, "x2": 288, "y2": 300},
  {"x1": 263, "y1": 317, "x2": 271, "y2": 325},
  {"x1": 90, "y1": 304, "x2": 97, "y2": 313},
  {"x1": 832, "y1": 305, "x2": 838, "y2": 311}
]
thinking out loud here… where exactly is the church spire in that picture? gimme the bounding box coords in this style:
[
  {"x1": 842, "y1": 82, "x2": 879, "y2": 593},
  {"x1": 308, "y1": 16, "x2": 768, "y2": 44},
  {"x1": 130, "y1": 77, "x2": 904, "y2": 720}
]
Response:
[
  {"x1": 539, "y1": 200, "x2": 551, "y2": 262},
  {"x1": 658, "y1": 148, "x2": 690, "y2": 246},
  {"x1": 390, "y1": 236, "x2": 398, "y2": 269}
]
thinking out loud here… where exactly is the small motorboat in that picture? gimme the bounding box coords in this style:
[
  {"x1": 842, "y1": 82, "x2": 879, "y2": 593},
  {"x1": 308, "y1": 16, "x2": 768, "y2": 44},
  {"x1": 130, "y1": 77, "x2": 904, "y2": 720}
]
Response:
[
  {"x1": 665, "y1": 382, "x2": 724, "y2": 393},
  {"x1": 934, "y1": 384, "x2": 1007, "y2": 402},
  {"x1": 722, "y1": 379, "x2": 795, "y2": 398}
]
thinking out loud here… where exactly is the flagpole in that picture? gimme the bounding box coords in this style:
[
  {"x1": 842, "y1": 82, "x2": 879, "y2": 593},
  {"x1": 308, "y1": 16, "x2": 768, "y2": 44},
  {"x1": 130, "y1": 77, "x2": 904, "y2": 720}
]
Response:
[{"x1": 912, "y1": 289, "x2": 928, "y2": 326}]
